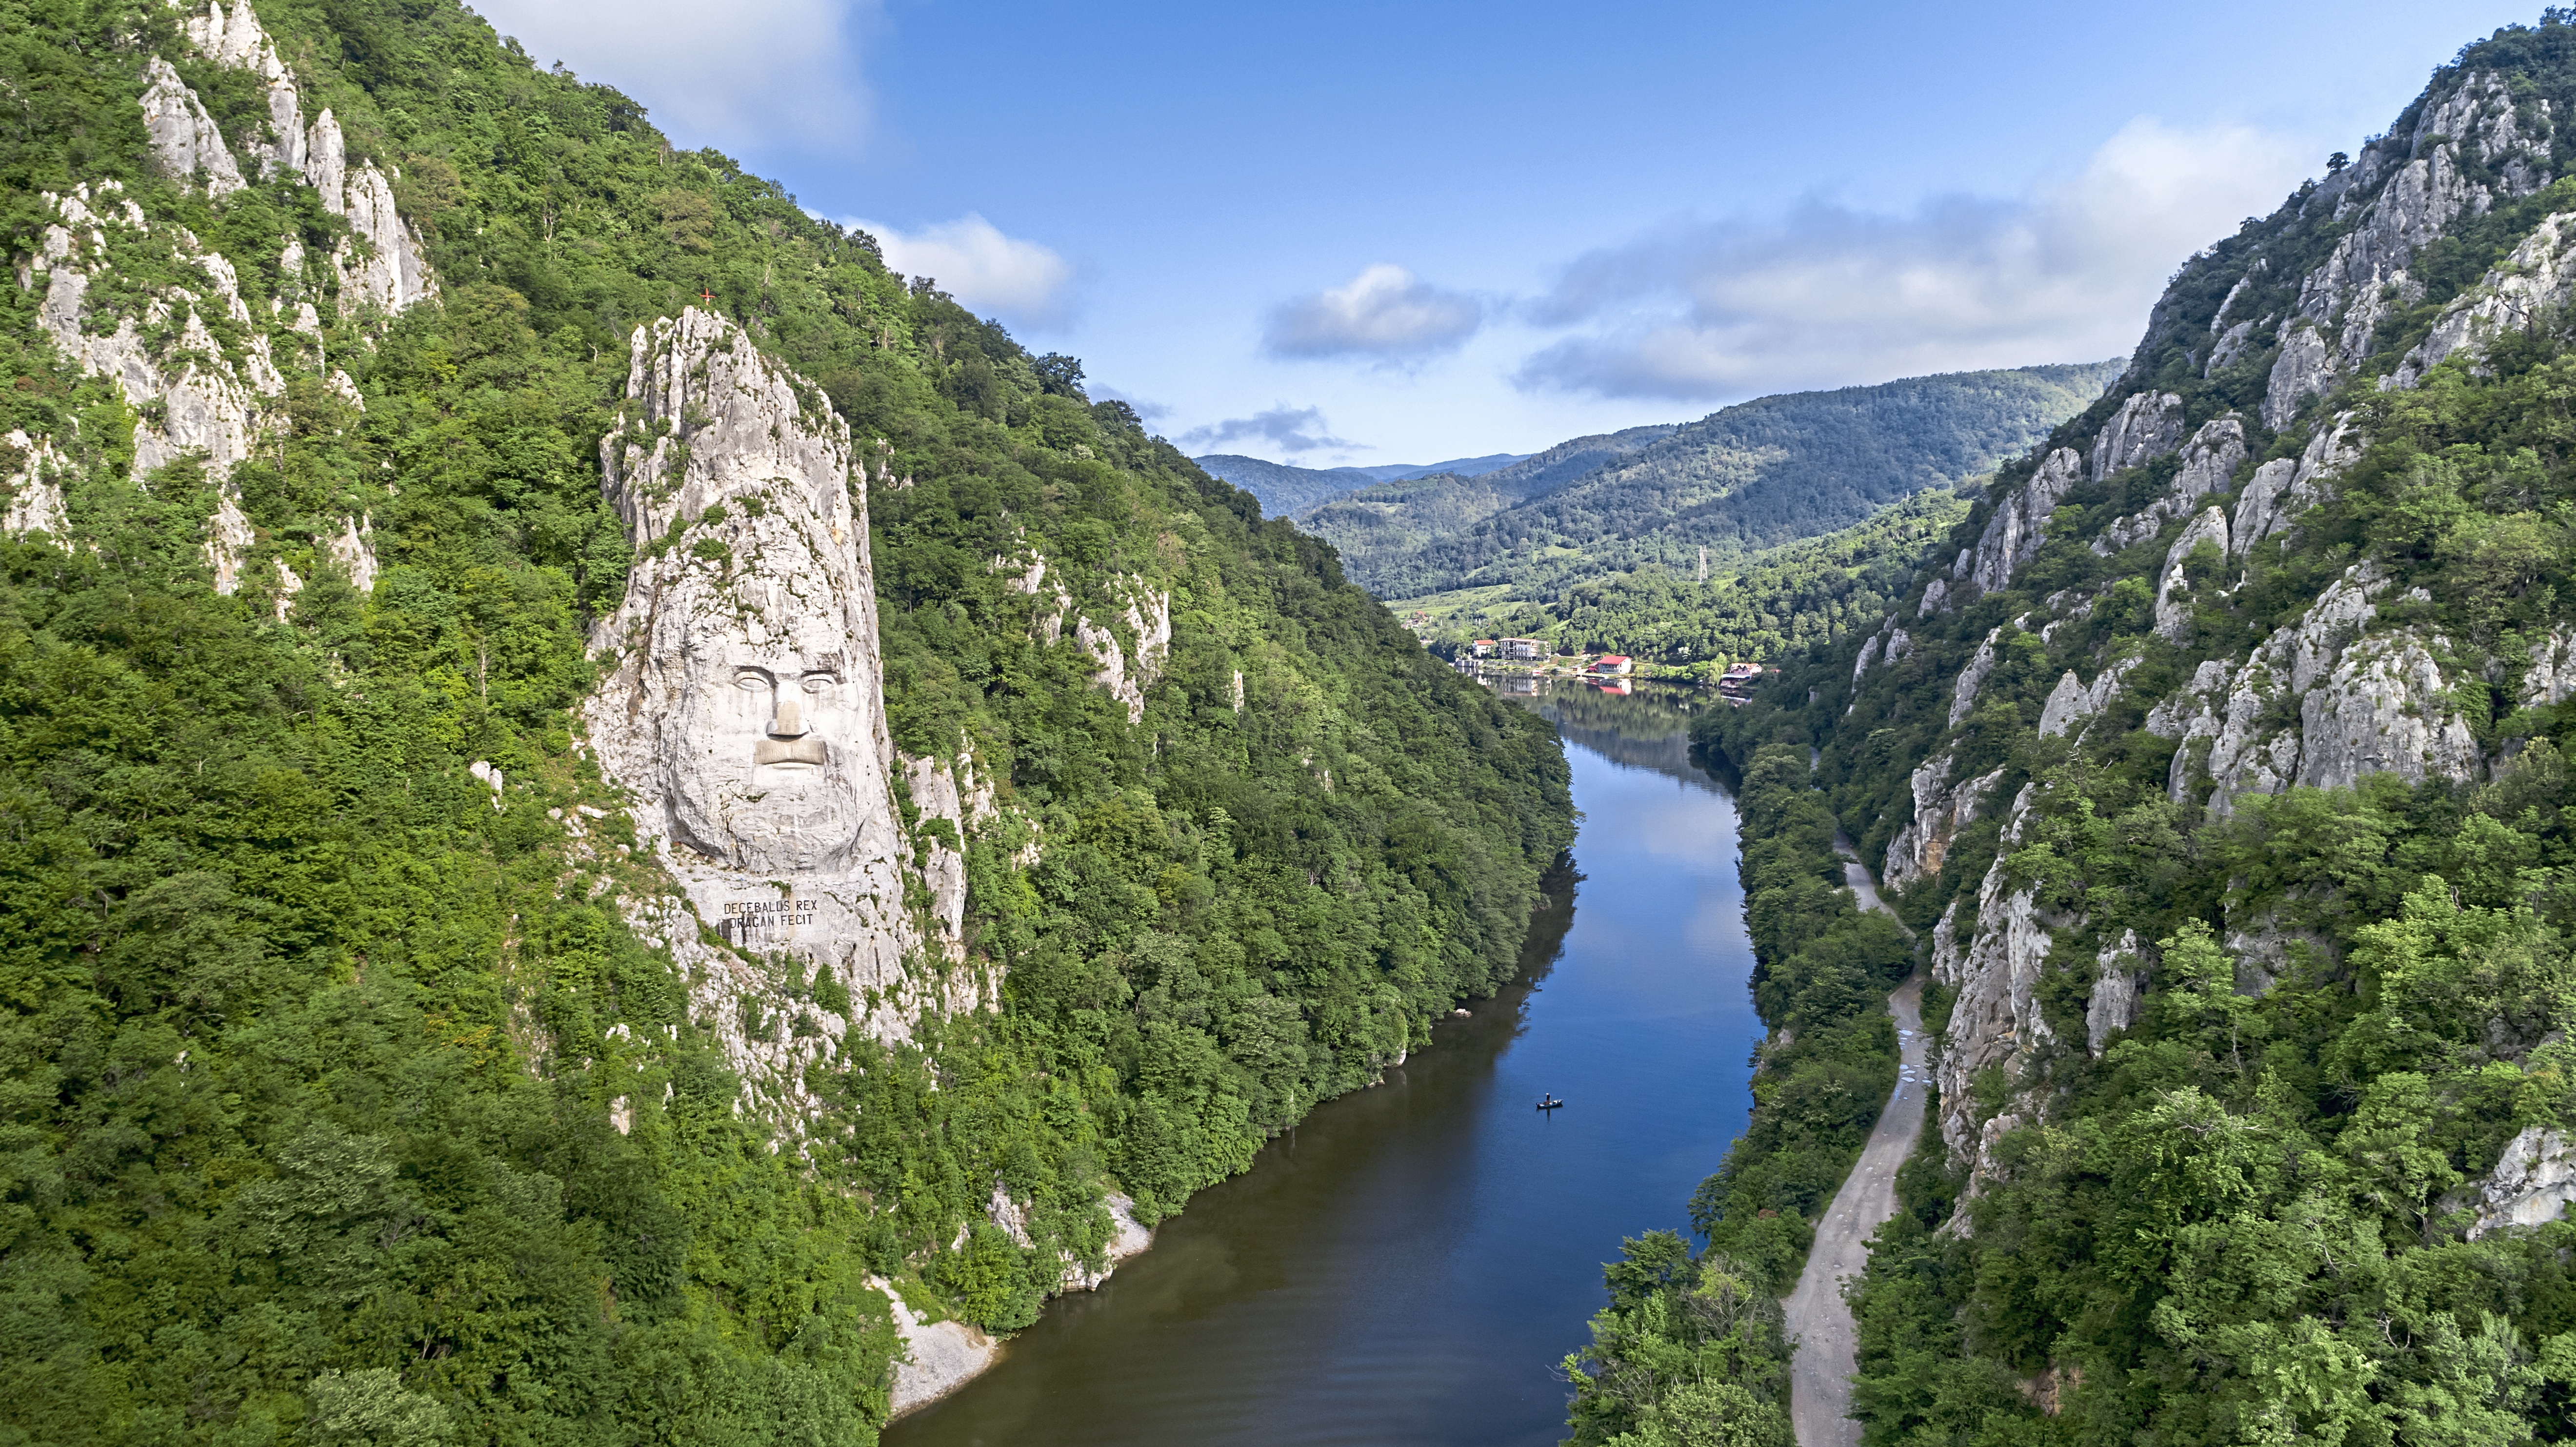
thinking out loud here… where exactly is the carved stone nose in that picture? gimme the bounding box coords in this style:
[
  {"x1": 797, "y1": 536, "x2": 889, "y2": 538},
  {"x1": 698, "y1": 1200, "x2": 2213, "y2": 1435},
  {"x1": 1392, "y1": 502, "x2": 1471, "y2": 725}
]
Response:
[{"x1": 770, "y1": 690, "x2": 806, "y2": 737}]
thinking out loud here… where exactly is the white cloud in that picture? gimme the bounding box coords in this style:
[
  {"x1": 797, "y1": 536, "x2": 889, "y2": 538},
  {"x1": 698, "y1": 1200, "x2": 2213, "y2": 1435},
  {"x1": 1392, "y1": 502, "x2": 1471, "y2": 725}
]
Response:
[
  {"x1": 1178, "y1": 404, "x2": 1357, "y2": 455},
  {"x1": 1518, "y1": 119, "x2": 2314, "y2": 400},
  {"x1": 851, "y1": 214, "x2": 1078, "y2": 327},
  {"x1": 471, "y1": 0, "x2": 875, "y2": 156},
  {"x1": 1265, "y1": 263, "x2": 1483, "y2": 361}
]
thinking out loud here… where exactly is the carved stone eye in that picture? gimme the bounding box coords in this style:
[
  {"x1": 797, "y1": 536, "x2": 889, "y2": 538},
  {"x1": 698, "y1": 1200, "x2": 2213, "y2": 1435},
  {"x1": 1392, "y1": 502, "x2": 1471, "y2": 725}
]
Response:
[
  {"x1": 736, "y1": 673, "x2": 769, "y2": 692},
  {"x1": 800, "y1": 674, "x2": 835, "y2": 694}
]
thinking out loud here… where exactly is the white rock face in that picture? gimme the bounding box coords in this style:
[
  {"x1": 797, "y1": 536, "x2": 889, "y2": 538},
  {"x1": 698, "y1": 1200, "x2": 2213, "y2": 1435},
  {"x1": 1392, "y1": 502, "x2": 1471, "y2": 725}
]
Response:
[
  {"x1": 1948, "y1": 626, "x2": 2004, "y2": 729},
  {"x1": 1077, "y1": 580, "x2": 1172, "y2": 724},
  {"x1": 2, "y1": 430, "x2": 72, "y2": 545},
  {"x1": 2229, "y1": 460, "x2": 2297, "y2": 561},
  {"x1": 139, "y1": 58, "x2": 245, "y2": 196},
  {"x1": 2091, "y1": 391, "x2": 2185, "y2": 480},
  {"x1": 1936, "y1": 857, "x2": 2059, "y2": 1161},
  {"x1": 1881, "y1": 753, "x2": 2003, "y2": 892},
  {"x1": 2297, "y1": 633, "x2": 2482, "y2": 792},
  {"x1": 2151, "y1": 507, "x2": 2230, "y2": 642},
  {"x1": 2262, "y1": 325, "x2": 2339, "y2": 430},
  {"x1": 325, "y1": 515, "x2": 379, "y2": 593},
  {"x1": 2037, "y1": 658, "x2": 2136, "y2": 738},
  {"x1": 904, "y1": 749, "x2": 997, "y2": 961},
  {"x1": 2235, "y1": 415, "x2": 2362, "y2": 562},
  {"x1": 2206, "y1": 318, "x2": 2258, "y2": 376},
  {"x1": 1963, "y1": 448, "x2": 2082, "y2": 598},
  {"x1": 182, "y1": 0, "x2": 308, "y2": 178},
  {"x1": 2391, "y1": 210, "x2": 2576, "y2": 388},
  {"x1": 2524, "y1": 626, "x2": 2576, "y2": 708},
  {"x1": 332, "y1": 155, "x2": 438, "y2": 315},
  {"x1": 2094, "y1": 416, "x2": 2247, "y2": 556},
  {"x1": 2464, "y1": 1126, "x2": 2576, "y2": 1238},
  {"x1": 584, "y1": 308, "x2": 947, "y2": 1050},
  {"x1": 2086, "y1": 931, "x2": 2141, "y2": 1057},
  {"x1": 1917, "y1": 576, "x2": 1948, "y2": 617},
  {"x1": 203, "y1": 484, "x2": 254, "y2": 595},
  {"x1": 1061, "y1": 1193, "x2": 1154, "y2": 1292}
]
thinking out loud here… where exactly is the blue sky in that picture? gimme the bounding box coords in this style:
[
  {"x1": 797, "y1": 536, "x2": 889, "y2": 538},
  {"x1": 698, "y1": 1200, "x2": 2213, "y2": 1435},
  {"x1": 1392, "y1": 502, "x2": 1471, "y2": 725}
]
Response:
[{"x1": 475, "y1": 0, "x2": 2536, "y2": 464}]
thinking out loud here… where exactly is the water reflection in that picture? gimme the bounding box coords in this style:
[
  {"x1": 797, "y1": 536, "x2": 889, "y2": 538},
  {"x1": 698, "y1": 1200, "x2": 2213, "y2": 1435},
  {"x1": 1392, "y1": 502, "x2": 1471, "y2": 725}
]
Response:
[{"x1": 888, "y1": 680, "x2": 1756, "y2": 1447}]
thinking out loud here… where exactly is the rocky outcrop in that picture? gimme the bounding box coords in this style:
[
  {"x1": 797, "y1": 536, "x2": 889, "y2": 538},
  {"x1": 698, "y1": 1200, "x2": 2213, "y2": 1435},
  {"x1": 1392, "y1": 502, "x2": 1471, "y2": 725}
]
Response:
[
  {"x1": 2461, "y1": 1126, "x2": 2576, "y2": 1238},
  {"x1": 1, "y1": 430, "x2": 72, "y2": 545},
  {"x1": 139, "y1": 57, "x2": 245, "y2": 196},
  {"x1": 325, "y1": 515, "x2": 379, "y2": 593},
  {"x1": 2151, "y1": 507, "x2": 2230, "y2": 641},
  {"x1": 2524, "y1": 626, "x2": 2576, "y2": 708},
  {"x1": 1061, "y1": 1193, "x2": 1153, "y2": 1291},
  {"x1": 1958, "y1": 449, "x2": 2081, "y2": 599},
  {"x1": 2095, "y1": 417, "x2": 2246, "y2": 555},
  {"x1": 2149, "y1": 562, "x2": 2478, "y2": 812},
  {"x1": 1882, "y1": 753, "x2": 2003, "y2": 892},
  {"x1": 1078, "y1": 580, "x2": 1172, "y2": 724},
  {"x1": 2085, "y1": 932, "x2": 2141, "y2": 1056},
  {"x1": 2296, "y1": 633, "x2": 2482, "y2": 791},
  {"x1": 203, "y1": 484, "x2": 255, "y2": 595},
  {"x1": 1948, "y1": 626, "x2": 2004, "y2": 728},
  {"x1": 2090, "y1": 391, "x2": 2184, "y2": 479},
  {"x1": 2037, "y1": 657, "x2": 2137, "y2": 738},
  {"x1": 182, "y1": 0, "x2": 308, "y2": 178},
  {"x1": 1934, "y1": 791, "x2": 2058, "y2": 1164},
  {"x1": 2234, "y1": 414, "x2": 2361, "y2": 562},
  {"x1": 2262, "y1": 324, "x2": 2340, "y2": 429},
  {"x1": 584, "y1": 308, "x2": 944, "y2": 1060},
  {"x1": 904, "y1": 749, "x2": 997, "y2": 962},
  {"x1": 2262, "y1": 70, "x2": 2552, "y2": 423},
  {"x1": 2391, "y1": 209, "x2": 2576, "y2": 388}
]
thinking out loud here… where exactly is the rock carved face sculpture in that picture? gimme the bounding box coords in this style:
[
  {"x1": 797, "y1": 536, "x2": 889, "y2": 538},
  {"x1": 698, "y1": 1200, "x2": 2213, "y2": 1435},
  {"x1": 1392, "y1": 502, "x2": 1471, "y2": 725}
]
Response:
[
  {"x1": 590, "y1": 307, "x2": 900, "y2": 882},
  {"x1": 663, "y1": 594, "x2": 873, "y2": 874}
]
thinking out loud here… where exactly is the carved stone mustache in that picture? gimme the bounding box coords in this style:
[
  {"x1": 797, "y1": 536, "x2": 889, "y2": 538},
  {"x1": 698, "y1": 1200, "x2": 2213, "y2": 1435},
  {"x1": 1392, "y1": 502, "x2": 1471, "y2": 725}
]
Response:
[{"x1": 754, "y1": 737, "x2": 830, "y2": 765}]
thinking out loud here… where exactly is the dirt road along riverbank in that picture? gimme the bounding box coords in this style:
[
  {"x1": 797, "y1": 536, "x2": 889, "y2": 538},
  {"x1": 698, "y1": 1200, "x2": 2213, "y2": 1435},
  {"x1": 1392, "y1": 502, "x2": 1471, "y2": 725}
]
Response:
[{"x1": 1784, "y1": 851, "x2": 1928, "y2": 1447}]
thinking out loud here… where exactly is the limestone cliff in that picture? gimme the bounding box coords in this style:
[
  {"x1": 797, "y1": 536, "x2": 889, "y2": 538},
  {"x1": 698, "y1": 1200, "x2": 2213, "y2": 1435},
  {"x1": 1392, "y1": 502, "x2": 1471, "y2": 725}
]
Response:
[
  {"x1": 1800, "y1": 56, "x2": 2576, "y2": 1185},
  {"x1": 21, "y1": 0, "x2": 419, "y2": 601}
]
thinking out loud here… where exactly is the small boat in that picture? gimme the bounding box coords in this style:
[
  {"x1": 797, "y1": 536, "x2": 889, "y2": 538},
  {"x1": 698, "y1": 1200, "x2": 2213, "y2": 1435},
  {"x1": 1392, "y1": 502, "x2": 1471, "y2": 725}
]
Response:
[{"x1": 1536, "y1": 1095, "x2": 1564, "y2": 1111}]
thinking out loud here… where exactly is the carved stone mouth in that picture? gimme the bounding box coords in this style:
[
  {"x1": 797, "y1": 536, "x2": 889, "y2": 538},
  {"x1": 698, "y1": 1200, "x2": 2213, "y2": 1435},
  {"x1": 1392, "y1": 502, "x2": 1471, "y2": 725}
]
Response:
[{"x1": 755, "y1": 737, "x2": 829, "y2": 766}]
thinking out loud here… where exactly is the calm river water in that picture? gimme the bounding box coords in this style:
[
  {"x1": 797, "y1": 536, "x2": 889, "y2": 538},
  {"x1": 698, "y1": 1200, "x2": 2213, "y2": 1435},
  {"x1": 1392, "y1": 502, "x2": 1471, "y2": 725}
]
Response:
[{"x1": 886, "y1": 681, "x2": 1762, "y2": 1447}]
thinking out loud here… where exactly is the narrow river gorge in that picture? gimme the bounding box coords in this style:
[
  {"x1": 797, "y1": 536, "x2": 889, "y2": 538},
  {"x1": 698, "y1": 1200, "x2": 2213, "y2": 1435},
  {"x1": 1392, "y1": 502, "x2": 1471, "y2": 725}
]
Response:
[{"x1": 889, "y1": 683, "x2": 1765, "y2": 1447}]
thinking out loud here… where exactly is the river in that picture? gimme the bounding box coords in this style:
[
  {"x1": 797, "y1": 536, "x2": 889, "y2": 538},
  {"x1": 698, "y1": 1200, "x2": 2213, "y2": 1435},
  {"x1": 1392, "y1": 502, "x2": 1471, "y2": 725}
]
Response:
[{"x1": 886, "y1": 680, "x2": 1762, "y2": 1447}]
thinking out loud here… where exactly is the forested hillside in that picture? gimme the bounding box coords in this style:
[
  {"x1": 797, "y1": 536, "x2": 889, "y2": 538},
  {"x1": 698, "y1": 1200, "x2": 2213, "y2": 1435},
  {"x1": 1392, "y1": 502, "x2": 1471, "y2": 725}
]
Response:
[
  {"x1": 1573, "y1": 15, "x2": 2576, "y2": 1444},
  {"x1": 1191, "y1": 449, "x2": 1530, "y2": 517},
  {"x1": 0, "y1": 2, "x2": 1573, "y2": 1441},
  {"x1": 1312, "y1": 363, "x2": 2115, "y2": 606}
]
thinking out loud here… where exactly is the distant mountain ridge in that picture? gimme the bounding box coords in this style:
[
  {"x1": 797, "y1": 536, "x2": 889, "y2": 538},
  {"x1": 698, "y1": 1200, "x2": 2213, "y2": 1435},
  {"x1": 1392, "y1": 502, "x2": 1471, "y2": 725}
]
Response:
[
  {"x1": 1307, "y1": 361, "x2": 2121, "y2": 601},
  {"x1": 1193, "y1": 451, "x2": 1531, "y2": 516}
]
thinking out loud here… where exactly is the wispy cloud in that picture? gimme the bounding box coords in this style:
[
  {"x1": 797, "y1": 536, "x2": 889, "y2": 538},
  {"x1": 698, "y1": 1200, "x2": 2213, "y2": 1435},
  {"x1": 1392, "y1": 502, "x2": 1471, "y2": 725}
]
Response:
[
  {"x1": 847, "y1": 214, "x2": 1079, "y2": 328},
  {"x1": 472, "y1": 0, "x2": 876, "y2": 157},
  {"x1": 1518, "y1": 119, "x2": 2312, "y2": 400},
  {"x1": 1265, "y1": 264, "x2": 1483, "y2": 361},
  {"x1": 1088, "y1": 384, "x2": 1170, "y2": 423},
  {"x1": 1178, "y1": 404, "x2": 1357, "y2": 455}
]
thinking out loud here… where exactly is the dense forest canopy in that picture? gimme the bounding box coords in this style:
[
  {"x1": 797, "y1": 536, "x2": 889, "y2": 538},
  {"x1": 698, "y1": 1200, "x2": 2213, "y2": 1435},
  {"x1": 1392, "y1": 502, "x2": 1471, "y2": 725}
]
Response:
[{"x1": 0, "y1": 0, "x2": 1573, "y2": 1441}]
